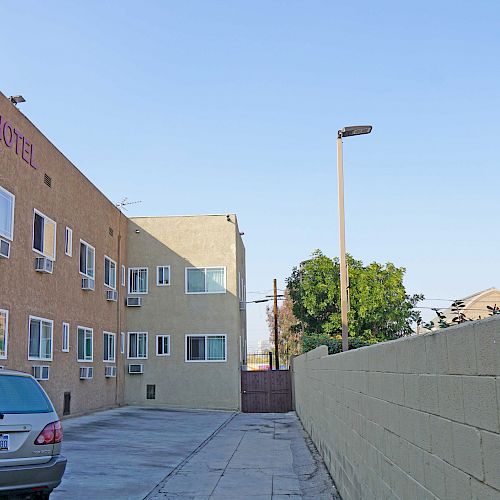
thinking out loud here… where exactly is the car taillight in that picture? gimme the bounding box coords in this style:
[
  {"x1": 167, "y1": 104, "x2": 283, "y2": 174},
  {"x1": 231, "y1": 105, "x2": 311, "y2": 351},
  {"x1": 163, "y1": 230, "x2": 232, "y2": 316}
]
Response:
[{"x1": 34, "y1": 421, "x2": 63, "y2": 445}]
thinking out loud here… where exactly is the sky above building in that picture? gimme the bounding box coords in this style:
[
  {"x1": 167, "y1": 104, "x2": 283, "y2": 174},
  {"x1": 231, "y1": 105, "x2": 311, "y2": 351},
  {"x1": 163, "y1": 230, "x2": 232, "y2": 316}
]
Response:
[{"x1": 2, "y1": 0, "x2": 499, "y2": 349}]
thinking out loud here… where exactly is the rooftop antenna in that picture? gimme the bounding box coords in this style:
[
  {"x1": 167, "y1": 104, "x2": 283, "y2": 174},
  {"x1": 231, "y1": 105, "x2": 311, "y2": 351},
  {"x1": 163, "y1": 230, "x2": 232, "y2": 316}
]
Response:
[{"x1": 115, "y1": 197, "x2": 142, "y2": 212}]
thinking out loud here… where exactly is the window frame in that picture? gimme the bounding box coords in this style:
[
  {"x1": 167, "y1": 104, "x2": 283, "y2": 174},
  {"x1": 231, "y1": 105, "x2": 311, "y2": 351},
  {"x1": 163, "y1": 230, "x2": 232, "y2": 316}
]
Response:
[
  {"x1": 103, "y1": 331, "x2": 116, "y2": 363},
  {"x1": 28, "y1": 315, "x2": 54, "y2": 361},
  {"x1": 127, "y1": 332, "x2": 148, "y2": 359},
  {"x1": 77, "y1": 326, "x2": 93, "y2": 362},
  {"x1": 62, "y1": 322, "x2": 70, "y2": 352},
  {"x1": 79, "y1": 239, "x2": 95, "y2": 279},
  {"x1": 104, "y1": 255, "x2": 117, "y2": 290},
  {"x1": 0, "y1": 309, "x2": 9, "y2": 360},
  {"x1": 121, "y1": 265, "x2": 126, "y2": 287},
  {"x1": 185, "y1": 334, "x2": 227, "y2": 363},
  {"x1": 128, "y1": 267, "x2": 148, "y2": 295},
  {"x1": 185, "y1": 267, "x2": 227, "y2": 295},
  {"x1": 64, "y1": 227, "x2": 73, "y2": 257},
  {"x1": 32, "y1": 209, "x2": 57, "y2": 261},
  {"x1": 0, "y1": 186, "x2": 15, "y2": 242},
  {"x1": 156, "y1": 266, "x2": 171, "y2": 287},
  {"x1": 156, "y1": 334, "x2": 170, "y2": 356},
  {"x1": 120, "y1": 332, "x2": 125, "y2": 354}
]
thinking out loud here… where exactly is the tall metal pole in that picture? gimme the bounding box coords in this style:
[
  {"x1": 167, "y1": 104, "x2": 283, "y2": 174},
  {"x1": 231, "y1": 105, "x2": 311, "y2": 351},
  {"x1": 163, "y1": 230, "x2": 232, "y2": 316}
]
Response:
[
  {"x1": 273, "y1": 278, "x2": 279, "y2": 369},
  {"x1": 337, "y1": 135, "x2": 349, "y2": 352}
]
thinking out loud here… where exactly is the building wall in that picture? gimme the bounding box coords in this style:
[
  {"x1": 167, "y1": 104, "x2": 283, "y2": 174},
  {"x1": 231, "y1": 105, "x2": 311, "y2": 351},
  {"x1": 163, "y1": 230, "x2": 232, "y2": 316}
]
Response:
[
  {"x1": 0, "y1": 92, "x2": 128, "y2": 417},
  {"x1": 292, "y1": 316, "x2": 500, "y2": 500},
  {"x1": 124, "y1": 215, "x2": 246, "y2": 410}
]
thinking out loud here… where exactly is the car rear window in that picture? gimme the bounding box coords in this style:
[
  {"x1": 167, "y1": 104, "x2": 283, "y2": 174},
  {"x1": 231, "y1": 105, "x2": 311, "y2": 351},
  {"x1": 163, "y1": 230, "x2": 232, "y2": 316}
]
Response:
[{"x1": 0, "y1": 375, "x2": 53, "y2": 414}]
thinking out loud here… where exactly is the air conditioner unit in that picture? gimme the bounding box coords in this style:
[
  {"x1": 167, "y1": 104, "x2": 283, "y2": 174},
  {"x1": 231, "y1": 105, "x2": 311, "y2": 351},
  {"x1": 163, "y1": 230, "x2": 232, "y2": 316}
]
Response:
[
  {"x1": 106, "y1": 290, "x2": 118, "y2": 302},
  {"x1": 128, "y1": 364, "x2": 144, "y2": 374},
  {"x1": 239, "y1": 301, "x2": 246, "y2": 311},
  {"x1": 0, "y1": 239, "x2": 10, "y2": 258},
  {"x1": 126, "y1": 297, "x2": 142, "y2": 307},
  {"x1": 32, "y1": 365, "x2": 50, "y2": 381},
  {"x1": 105, "y1": 365, "x2": 116, "y2": 378},
  {"x1": 81, "y1": 277, "x2": 95, "y2": 290},
  {"x1": 79, "y1": 366, "x2": 93, "y2": 379},
  {"x1": 35, "y1": 257, "x2": 53, "y2": 274}
]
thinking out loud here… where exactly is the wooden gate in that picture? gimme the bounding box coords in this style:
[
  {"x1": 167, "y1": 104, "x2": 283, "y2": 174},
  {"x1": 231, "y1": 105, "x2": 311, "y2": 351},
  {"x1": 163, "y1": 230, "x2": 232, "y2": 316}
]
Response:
[{"x1": 241, "y1": 370, "x2": 293, "y2": 413}]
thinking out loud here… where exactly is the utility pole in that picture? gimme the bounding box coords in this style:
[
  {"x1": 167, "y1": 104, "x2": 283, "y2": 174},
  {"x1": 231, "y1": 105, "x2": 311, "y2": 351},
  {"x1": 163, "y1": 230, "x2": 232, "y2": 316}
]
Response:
[{"x1": 274, "y1": 278, "x2": 279, "y2": 370}]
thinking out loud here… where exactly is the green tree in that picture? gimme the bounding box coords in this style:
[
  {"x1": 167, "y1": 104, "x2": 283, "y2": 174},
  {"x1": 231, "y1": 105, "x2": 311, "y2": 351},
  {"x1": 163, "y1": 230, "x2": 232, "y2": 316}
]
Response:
[{"x1": 287, "y1": 250, "x2": 423, "y2": 352}]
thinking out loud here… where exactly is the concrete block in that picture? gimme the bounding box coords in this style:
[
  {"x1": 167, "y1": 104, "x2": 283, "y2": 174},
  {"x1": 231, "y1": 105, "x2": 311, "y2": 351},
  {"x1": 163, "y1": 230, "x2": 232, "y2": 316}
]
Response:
[
  {"x1": 425, "y1": 332, "x2": 449, "y2": 374},
  {"x1": 463, "y1": 376, "x2": 499, "y2": 433},
  {"x1": 384, "y1": 403, "x2": 401, "y2": 435},
  {"x1": 437, "y1": 374, "x2": 465, "y2": 423},
  {"x1": 452, "y1": 422, "x2": 483, "y2": 480},
  {"x1": 412, "y1": 409, "x2": 432, "y2": 452},
  {"x1": 382, "y1": 340, "x2": 399, "y2": 373},
  {"x1": 403, "y1": 373, "x2": 420, "y2": 410},
  {"x1": 447, "y1": 327, "x2": 478, "y2": 375},
  {"x1": 397, "y1": 337, "x2": 427, "y2": 374},
  {"x1": 481, "y1": 430, "x2": 500, "y2": 490},
  {"x1": 389, "y1": 373, "x2": 405, "y2": 406},
  {"x1": 474, "y1": 324, "x2": 500, "y2": 376},
  {"x1": 418, "y1": 374, "x2": 439, "y2": 415},
  {"x1": 471, "y1": 478, "x2": 500, "y2": 500},
  {"x1": 430, "y1": 414, "x2": 454, "y2": 464},
  {"x1": 443, "y1": 461, "x2": 472, "y2": 500},
  {"x1": 407, "y1": 442, "x2": 426, "y2": 485},
  {"x1": 423, "y1": 452, "x2": 447, "y2": 499},
  {"x1": 399, "y1": 406, "x2": 417, "y2": 444}
]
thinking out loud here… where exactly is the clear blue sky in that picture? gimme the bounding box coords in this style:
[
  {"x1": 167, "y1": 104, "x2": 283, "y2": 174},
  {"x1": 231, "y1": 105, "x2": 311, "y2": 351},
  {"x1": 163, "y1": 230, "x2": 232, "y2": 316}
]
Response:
[{"x1": 3, "y1": 0, "x2": 499, "y2": 348}]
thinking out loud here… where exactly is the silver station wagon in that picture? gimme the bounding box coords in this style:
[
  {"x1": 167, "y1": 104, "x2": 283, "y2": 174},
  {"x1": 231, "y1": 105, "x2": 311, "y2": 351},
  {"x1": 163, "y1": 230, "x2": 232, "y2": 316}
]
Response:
[{"x1": 0, "y1": 370, "x2": 66, "y2": 498}]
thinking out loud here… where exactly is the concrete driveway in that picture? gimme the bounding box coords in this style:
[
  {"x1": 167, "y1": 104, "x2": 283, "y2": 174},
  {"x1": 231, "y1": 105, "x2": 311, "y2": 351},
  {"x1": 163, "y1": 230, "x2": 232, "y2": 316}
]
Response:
[{"x1": 52, "y1": 407, "x2": 338, "y2": 499}]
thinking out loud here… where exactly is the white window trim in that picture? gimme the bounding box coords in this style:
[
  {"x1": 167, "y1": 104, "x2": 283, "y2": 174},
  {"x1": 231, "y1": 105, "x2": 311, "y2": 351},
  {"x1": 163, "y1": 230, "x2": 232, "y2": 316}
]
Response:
[
  {"x1": 156, "y1": 266, "x2": 171, "y2": 287},
  {"x1": 32, "y1": 209, "x2": 57, "y2": 261},
  {"x1": 62, "y1": 322, "x2": 70, "y2": 352},
  {"x1": 28, "y1": 315, "x2": 54, "y2": 361},
  {"x1": 121, "y1": 265, "x2": 126, "y2": 287},
  {"x1": 0, "y1": 186, "x2": 15, "y2": 242},
  {"x1": 127, "y1": 332, "x2": 148, "y2": 359},
  {"x1": 77, "y1": 326, "x2": 94, "y2": 362},
  {"x1": 156, "y1": 334, "x2": 171, "y2": 356},
  {"x1": 120, "y1": 332, "x2": 125, "y2": 354},
  {"x1": 128, "y1": 267, "x2": 148, "y2": 295},
  {"x1": 104, "y1": 255, "x2": 117, "y2": 290},
  {"x1": 103, "y1": 331, "x2": 116, "y2": 363},
  {"x1": 79, "y1": 239, "x2": 95, "y2": 279},
  {"x1": 0, "y1": 309, "x2": 8, "y2": 360},
  {"x1": 185, "y1": 334, "x2": 227, "y2": 363},
  {"x1": 64, "y1": 227, "x2": 73, "y2": 257},
  {"x1": 185, "y1": 267, "x2": 227, "y2": 295}
]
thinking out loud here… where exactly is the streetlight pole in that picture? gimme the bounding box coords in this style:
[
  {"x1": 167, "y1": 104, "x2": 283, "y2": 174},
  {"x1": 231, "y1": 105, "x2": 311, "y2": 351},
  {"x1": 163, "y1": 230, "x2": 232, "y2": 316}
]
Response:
[{"x1": 337, "y1": 125, "x2": 372, "y2": 352}]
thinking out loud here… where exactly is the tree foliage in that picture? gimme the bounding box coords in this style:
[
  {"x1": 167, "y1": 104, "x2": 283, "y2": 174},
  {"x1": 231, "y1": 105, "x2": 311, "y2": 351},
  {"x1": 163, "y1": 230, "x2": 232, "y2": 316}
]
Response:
[{"x1": 287, "y1": 250, "x2": 423, "y2": 350}]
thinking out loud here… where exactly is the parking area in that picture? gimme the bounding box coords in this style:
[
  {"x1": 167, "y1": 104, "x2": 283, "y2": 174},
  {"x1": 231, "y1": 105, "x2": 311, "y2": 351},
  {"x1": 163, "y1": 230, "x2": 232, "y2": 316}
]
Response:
[{"x1": 52, "y1": 406, "x2": 338, "y2": 499}]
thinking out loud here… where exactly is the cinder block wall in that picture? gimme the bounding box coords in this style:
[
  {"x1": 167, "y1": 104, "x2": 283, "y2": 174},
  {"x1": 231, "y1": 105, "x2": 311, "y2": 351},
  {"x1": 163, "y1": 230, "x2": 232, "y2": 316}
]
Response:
[{"x1": 292, "y1": 316, "x2": 500, "y2": 500}]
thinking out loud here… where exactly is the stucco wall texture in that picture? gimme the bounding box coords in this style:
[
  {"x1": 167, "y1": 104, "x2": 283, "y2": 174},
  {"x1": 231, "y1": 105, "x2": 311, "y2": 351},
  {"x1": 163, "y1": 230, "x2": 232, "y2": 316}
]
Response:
[{"x1": 292, "y1": 316, "x2": 500, "y2": 500}]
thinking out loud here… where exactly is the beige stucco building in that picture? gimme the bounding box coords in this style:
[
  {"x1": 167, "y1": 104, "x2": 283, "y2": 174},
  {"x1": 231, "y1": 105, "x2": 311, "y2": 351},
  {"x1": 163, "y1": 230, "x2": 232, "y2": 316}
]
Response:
[{"x1": 0, "y1": 91, "x2": 246, "y2": 416}]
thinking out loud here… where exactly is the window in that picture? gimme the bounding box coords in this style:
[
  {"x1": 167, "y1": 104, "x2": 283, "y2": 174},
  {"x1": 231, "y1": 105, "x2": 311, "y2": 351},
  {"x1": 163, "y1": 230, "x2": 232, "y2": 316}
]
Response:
[
  {"x1": 157, "y1": 266, "x2": 170, "y2": 286},
  {"x1": 156, "y1": 335, "x2": 170, "y2": 356},
  {"x1": 121, "y1": 265, "x2": 126, "y2": 287},
  {"x1": 120, "y1": 332, "x2": 125, "y2": 354},
  {"x1": 128, "y1": 332, "x2": 148, "y2": 359},
  {"x1": 128, "y1": 268, "x2": 148, "y2": 294},
  {"x1": 104, "y1": 256, "x2": 117, "y2": 289},
  {"x1": 103, "y1": 332, "x2": 116, "y2": 362},
  {"x1": 146, "y1": 385, "x2": 156, "y2": 399},
  {"x1": 0, "y1": 310, "x2": 8, "y2": 359},
  {"x1": 64, "y1": 227, "x2": 73, "y2": 257},
  {"x1": 62, "y1": 322, "x2": 69, "y2": 352},
  {"x1": 28, "y1": 316, "x2": 53, "y2": 361},
  {"x1": 185, "y1": 267, "x2": 226, "y2": 294},
  {"x1": 185, "y1": 335, "x2": 226, "y2": 362},
  {"x1": 79, "y1": 240, "x2": 95, "y2": 278},
  {"x1": 33, "y1": 210, "x2": 56, "y2": 260},
  {"x1": 77, "y1": 326, "x2": 93, "y2": 362},
  {"x1": 0, "y1": 186, "x2": 15, "y2": 242}
]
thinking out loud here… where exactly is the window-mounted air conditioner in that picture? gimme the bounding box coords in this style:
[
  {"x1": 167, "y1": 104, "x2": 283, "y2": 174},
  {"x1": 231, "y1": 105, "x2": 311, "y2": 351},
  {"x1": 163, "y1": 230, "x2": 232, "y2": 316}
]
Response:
[
  {"x1": 128, "y1": 364, "x2": 144, "y2": 374},
  {"x1": 32, "y1": 365, "x2": 50, "y2": 381},
  {"x1": 105, "y1": 365, "x2": 116, "y2": 378},
  {"x1": 126, "y1": 297, "x2": 142, "y2": 307},
  {"x1": 79, "y1": 366, "x2": 94, "y2": 379},
  {"x1": 0, "y1": 239, "x2": 10, "y2": 259},
  {"x1": 82, "y1": 277, "x2": 95, "y2": 290},
  {"x1": 106, "y1": 290, "x2": 118, "y2": 302},
  {"x1": 35, "y1": 257, "x2": 53, "y2": 274}
]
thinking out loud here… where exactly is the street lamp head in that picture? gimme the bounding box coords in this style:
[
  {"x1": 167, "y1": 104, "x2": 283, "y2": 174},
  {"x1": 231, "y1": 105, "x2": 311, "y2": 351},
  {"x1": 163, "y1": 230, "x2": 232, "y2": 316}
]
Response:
[
  {"x1": 338, "y1": 125, "x2": 372, "y2": 138},
  {"x1": 9, "y1": 95, "x2": 26, "y2": 106}
]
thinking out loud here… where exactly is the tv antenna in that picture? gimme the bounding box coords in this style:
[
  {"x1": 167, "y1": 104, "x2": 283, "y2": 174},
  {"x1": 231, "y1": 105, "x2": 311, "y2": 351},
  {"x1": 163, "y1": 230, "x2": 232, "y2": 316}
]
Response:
[{"x1": 116, "y1": 197, "x2": 142, "y2": 211}]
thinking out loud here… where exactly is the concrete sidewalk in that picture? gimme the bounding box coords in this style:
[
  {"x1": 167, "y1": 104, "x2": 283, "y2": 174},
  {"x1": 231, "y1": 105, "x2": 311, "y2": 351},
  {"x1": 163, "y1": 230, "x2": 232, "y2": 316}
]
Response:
[{"x1": 147, "y1": 412, "x2": 339, "y2": 500}]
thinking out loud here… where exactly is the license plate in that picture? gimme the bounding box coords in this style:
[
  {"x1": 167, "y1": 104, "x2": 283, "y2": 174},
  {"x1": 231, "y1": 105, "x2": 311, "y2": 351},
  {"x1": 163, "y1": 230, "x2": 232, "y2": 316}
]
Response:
[{"x1": 0, "y1": 434, "x2": 9, "y2": 451}]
